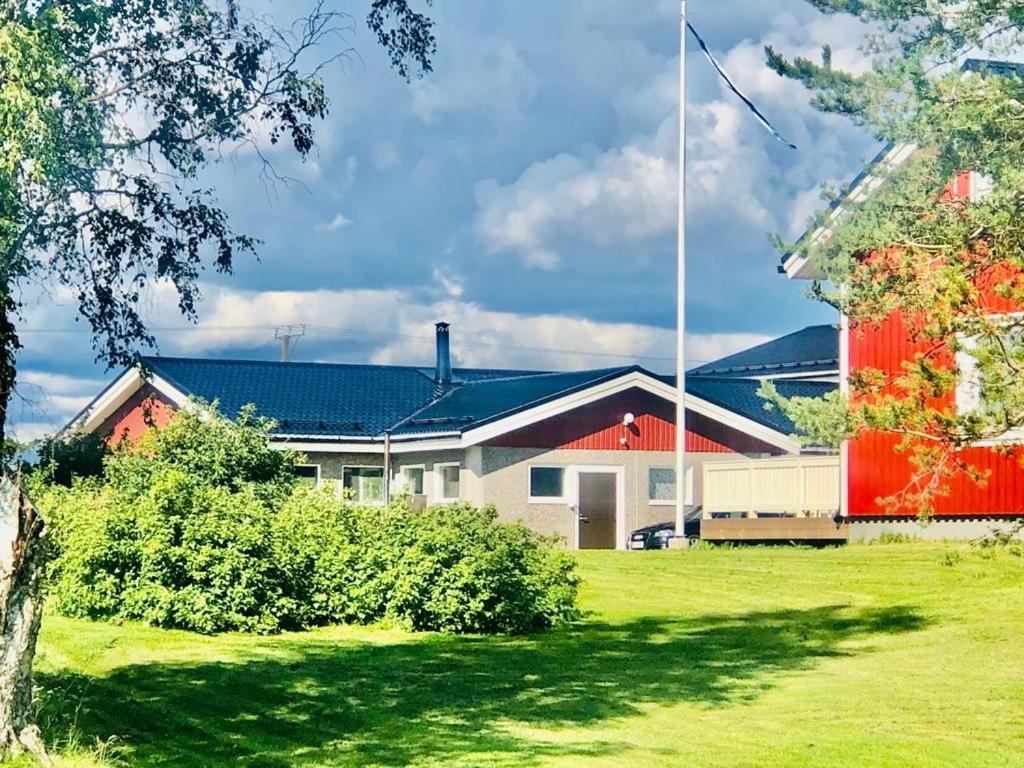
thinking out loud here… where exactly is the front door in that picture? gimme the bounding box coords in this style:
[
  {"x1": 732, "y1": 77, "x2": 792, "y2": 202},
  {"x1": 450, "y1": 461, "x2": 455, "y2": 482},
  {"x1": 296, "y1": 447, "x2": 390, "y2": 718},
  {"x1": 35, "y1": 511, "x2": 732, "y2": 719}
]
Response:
[{"x1": 578, "y1": 472, "x2": 617, "y2": 549}]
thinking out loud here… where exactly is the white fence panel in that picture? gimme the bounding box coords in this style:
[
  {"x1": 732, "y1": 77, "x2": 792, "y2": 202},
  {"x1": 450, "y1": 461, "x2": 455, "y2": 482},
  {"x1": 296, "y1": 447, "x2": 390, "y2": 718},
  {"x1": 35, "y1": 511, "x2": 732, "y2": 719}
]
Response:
[{"x1": 702, "y1": 455, "x2": 840, "y2": 517}]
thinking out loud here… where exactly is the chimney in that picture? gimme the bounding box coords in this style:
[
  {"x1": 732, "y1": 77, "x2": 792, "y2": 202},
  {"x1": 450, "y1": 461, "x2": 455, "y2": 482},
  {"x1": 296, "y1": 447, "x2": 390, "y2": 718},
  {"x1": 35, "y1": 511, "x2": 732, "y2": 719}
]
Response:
[{"x1": 434, "y1": 322, "x2": 452, "y2": 389}]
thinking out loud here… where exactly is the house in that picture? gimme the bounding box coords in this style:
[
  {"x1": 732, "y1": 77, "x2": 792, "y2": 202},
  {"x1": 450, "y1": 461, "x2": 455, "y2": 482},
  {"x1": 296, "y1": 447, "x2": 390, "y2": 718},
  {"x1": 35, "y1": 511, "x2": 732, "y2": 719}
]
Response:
[
  {"x1": 69, "y1": 323, "x2": 833, "y2": 549},
  {"x1": 781, "y1": 60, "x2": 1024, "y2": 539}
]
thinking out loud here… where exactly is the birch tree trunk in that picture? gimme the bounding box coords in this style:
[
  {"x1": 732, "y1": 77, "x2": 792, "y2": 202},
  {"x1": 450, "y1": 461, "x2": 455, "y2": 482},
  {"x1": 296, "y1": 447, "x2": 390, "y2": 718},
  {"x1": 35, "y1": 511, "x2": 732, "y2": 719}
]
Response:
[{"x1": 0, "y1": 473, "x2": 49, "y2": 764}]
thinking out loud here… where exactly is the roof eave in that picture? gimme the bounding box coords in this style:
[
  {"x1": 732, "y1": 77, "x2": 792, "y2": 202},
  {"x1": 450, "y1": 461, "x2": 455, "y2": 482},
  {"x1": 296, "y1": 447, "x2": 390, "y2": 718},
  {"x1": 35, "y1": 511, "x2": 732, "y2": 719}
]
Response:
[{"x1": 782, "y1": 141, "x2": 917, "y2": 282}]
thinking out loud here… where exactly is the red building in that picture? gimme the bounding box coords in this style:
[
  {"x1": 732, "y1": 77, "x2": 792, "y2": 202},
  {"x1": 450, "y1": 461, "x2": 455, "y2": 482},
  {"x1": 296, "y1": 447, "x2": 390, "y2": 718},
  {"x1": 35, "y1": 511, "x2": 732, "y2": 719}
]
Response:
[{"x1": 782, "y1": 139, "x2": 1024, "y2": 538}]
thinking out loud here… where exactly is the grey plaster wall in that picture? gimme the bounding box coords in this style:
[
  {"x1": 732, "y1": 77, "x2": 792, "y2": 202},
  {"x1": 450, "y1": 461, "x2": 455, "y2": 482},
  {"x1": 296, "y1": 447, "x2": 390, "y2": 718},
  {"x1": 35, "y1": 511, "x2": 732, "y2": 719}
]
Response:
[
  {"x1": 476, "y1": 447, "x2": 742, "y2": 547},
  {"x1": 300, "y1": 445, "x2": 747, "y2": 549}
]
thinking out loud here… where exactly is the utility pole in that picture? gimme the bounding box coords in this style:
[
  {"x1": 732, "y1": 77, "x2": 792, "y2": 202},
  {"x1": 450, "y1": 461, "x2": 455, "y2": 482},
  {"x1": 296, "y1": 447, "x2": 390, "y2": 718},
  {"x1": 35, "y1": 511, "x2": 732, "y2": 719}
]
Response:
[
  {"x1": 674, "y1": 0, "x2": 688, "y2": 542},
  {"x1": 274, "y1": 324, "x2": 306, "y2": 362}
]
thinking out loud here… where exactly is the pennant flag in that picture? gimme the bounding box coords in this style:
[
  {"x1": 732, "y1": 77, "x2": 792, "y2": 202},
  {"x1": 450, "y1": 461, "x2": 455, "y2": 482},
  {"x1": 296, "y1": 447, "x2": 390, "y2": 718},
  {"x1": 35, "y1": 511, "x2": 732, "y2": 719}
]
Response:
[{"x1": 687, "y1": 21, "x2": 797, "y2": 150}]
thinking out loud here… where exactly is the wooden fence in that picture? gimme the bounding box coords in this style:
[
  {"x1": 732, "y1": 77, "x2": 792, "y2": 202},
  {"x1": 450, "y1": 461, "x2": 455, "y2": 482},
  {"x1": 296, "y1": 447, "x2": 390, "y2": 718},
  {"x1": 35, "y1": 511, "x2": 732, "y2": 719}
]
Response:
[{"x1": 702, "y1": 455, "x2": 840, "y2": 518}]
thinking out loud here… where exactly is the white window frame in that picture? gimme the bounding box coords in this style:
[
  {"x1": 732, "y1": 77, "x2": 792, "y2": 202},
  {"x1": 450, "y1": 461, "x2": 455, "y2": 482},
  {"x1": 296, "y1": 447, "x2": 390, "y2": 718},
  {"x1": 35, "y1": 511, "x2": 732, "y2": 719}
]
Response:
[
  {"x1": 294, "y1": 463, "x2": 322, "y2": 488},
  {"x1": 433, "y1": 462, "x2": 461, "y2": 503},
  {"x1": 341, "y1": 464, "x2": 386, "y2": 504},
  {"x1": 955, "y1": 313, "x2": 1024, "y2": 445},
  {"x1": 528, "y1": 465, "x2": 567, "y2": 504},
  {"x1": 648, "y1": 466, "x2": 676, "y2": 506},
  {"x1": 399, "y1": 464, "x2": 426, "y2": 495}
]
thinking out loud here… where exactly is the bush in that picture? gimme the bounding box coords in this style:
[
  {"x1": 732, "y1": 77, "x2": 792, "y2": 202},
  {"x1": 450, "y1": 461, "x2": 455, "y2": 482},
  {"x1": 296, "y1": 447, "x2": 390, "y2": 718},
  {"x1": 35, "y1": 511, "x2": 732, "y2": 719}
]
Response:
[
  {"x1": 32, "y1": 431, "x2": 109, "y2": 486},
  {"x1": 43, "y1": 473, "x2": 283, "y2": 633},
  {"x1": 386, "y1": 504, "x2": 579, "y2": 633},
  {"x1": 105, "y1": 402, "x2": 298, "y2": 506},
  {"x1": 39, "y1": 405, "x2": 579, "y2": 635}
]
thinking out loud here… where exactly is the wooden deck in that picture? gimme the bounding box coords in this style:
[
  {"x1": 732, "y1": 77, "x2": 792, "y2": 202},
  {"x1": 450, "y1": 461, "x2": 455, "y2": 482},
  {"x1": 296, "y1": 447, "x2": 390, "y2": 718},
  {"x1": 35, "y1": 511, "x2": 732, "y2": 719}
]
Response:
[{"x1": 701, "y1": 516, "x2": 850, "y2": 543}]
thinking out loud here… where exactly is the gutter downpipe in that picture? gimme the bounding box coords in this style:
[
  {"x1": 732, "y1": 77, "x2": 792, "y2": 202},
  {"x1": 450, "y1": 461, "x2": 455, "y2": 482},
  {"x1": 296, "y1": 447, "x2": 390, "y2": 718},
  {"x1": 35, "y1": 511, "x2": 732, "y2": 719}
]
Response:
[{"x1": 383, "y1": 431, "x2": 392, "y2": 505}]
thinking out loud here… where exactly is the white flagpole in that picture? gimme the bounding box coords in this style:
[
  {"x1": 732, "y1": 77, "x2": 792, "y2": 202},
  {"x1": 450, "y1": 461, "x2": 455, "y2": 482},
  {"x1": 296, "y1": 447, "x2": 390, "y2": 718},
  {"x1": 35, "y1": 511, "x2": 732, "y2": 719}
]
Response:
[{"x1": 674, "y1": 0, "x2": 688, "y2": 542}]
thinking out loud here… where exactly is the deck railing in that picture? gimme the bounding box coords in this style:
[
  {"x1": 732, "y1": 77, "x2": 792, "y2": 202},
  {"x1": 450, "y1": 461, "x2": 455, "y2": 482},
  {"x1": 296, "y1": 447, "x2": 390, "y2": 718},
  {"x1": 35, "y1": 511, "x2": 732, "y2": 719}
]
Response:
[{"x1": 702, "y1": 455, "x2": 840, "y2": 518}]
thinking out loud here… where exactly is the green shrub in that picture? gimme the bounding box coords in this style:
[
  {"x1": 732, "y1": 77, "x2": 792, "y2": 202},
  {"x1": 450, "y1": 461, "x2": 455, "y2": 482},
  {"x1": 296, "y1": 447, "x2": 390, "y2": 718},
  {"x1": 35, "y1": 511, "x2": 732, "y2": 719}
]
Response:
[
  {"x1": 270, "y1": 495, "x2": 579, "y2": 633},
  {"x1": 271, "y1": 487, "x2": 408, "y2": 628},
  {"x1": 105, "y1": 401, "x2": 298, "y2": 506},
  {"x1": 44, "y1": 472, "x2": 283, "y2": 633},
  {"x1": 32, "y1": 431, "x2": 109, "y2": 486},
  {"x1": 39, "y1": 405, "x2": 579, "y2": 635},
  {"x1": 386, "y1": 504, "x2": 579, "y2": 633}
]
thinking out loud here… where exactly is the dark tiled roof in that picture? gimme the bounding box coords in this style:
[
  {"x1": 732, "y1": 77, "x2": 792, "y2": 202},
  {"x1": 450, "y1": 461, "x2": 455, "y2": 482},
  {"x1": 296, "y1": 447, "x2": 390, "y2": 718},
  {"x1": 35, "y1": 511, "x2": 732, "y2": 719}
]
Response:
[
  {"x1": 144, "y1": 357, "x2": 550, "y2": 437},
  {"x1": 391, "y1": 367, "x2": 636, "y2": 436},
  {"x1": 146, "y1": 357, "x2": 436, "y2": 436},
  {"x1": 683, "y1": 376, "x2": 836, "y2": 435},
  {"x1": 688, "y1": 325, "x2": 838, "y2": 378},
  {"x1": 138, "y1": 355, "x2": 835, "y2": 442},
  {"x1": 962, "y1": 58, "x2": 1024, "y2": 77}
]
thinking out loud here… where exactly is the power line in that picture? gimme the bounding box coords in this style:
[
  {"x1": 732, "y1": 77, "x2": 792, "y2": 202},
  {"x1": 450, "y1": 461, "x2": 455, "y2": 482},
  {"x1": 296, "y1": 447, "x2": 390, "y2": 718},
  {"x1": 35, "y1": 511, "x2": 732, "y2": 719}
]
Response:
[{"x1": 17, "y1": 321, "x2": 710, "y2": 364}]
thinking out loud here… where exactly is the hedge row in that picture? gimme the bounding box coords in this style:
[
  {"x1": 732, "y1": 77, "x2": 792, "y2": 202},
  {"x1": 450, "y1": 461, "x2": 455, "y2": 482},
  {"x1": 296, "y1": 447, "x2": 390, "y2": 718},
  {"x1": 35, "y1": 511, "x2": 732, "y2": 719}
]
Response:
[{"x1": 34, "y1": 406, "x2": 580, "y2": 634}]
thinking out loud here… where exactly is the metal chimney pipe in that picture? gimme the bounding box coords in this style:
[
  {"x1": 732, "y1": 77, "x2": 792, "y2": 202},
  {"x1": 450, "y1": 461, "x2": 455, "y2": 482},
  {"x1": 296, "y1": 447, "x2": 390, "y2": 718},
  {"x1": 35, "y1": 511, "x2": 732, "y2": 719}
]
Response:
[{"x1": 435, "y1": 322, "x2": 452, "y2": 388}]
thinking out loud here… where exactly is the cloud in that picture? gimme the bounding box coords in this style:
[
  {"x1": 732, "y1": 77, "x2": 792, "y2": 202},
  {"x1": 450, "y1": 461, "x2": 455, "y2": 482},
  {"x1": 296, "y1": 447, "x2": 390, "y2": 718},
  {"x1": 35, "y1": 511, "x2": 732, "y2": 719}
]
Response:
[
  {"x1": 159, "y1": 283, "x2": 772, "y2": 373},
  {"x1": 319, "y1": 213, "x2": 352, "y2": 231},
  {"x1": 410, "y1": 39, "x2": 537, "y2": 125},
  {"x1": 473, "y1": 124, "x2": 677, "y2": 270},
  {"x1": 372, "y1": 142, "x2": 399, "y2": 170},
  {"x1": 9, "y1": 370, "x2": 108, "y2": 442},
  {"x1": 432, "y1": 266, "x2": 464, "y2": 298},
  {"x1": 472, "y1": 11, "x2": 872, "y2": 272}
]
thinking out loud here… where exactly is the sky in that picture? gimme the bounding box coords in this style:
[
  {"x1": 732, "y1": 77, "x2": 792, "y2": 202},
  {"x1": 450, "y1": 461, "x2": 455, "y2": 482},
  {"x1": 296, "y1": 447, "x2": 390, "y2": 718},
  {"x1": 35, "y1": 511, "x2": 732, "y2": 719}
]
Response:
[{"x1": 10, "y1": 0, "x2": 880, "y2": 441}]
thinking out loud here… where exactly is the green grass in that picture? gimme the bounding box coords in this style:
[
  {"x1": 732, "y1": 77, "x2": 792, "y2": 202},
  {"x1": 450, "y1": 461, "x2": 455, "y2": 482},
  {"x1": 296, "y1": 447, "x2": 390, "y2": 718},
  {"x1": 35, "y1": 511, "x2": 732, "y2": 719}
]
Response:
[{"x1": 25, "y1": 544, "x2": 1024, "y2": 767}]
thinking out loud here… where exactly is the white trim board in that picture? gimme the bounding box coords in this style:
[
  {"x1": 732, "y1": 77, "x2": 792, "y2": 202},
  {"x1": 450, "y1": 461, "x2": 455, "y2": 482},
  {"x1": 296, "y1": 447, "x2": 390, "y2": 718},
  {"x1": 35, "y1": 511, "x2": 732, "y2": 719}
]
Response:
[
  {"x1": 280, "y1": 372, "x2": 800, "y2": 454},
  {"x1": 71, "y1": 367, "x2": 191, "y2": 436},
  {"x1": 783, "y1": 142, "x2": 917, "y2": 281}
]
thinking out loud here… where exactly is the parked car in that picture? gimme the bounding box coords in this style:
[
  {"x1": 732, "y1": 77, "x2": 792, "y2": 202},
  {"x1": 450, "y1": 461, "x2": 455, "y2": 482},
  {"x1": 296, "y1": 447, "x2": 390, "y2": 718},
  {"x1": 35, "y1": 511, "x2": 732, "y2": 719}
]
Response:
[{"x1": 628, "y1": 513, "x2": 701, "y2": 550}]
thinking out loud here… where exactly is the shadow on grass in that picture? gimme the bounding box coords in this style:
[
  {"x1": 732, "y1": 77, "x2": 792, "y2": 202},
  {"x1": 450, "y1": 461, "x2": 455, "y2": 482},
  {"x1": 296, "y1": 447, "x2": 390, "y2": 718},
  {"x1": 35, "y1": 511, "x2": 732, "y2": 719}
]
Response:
[{"x1": 38, "y1": 604, "x2": 926, "y2": 767}]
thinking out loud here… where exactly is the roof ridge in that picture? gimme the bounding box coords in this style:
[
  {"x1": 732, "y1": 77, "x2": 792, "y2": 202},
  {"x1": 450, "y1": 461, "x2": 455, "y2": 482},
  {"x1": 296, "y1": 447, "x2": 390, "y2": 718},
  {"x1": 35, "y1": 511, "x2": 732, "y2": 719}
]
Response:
[
  {"x1": 385, "y1": 383, "x2": 464, "y2": 434},
  {"x1": 456, "y1": 365, "x2": 633, "y2": 386},
  {"x1": 691, "y1": 358, "x2": 839, "y2": 375},
  {"x1": 144, "y1": 355, "x2": 555, "y2": 377},
  {"x1": 684, "y1": 378, "x2": 835, "y2": 387}
]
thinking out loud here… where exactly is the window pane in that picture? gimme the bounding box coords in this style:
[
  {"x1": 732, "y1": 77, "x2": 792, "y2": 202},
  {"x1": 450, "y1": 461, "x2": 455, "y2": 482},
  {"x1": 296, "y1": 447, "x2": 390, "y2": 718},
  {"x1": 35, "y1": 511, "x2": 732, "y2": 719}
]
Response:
[
  {"x1": 294, "y1": 465, "x2": 319, "y2": 488},
  {"x1": 441, "y1": 465, "x2": 460, "y2": 499},
  {"x1": 343, "y1": 467, "x2": 384, "y2": 503},
  {"x1": 403, "y1": 467, "x2": 424, "y2": 494},
  {"x1": 649, "y1": 468, "x2": 675, "y2": 501},
  {"x1": 530, "y1": 467, "x2": 564, "y2": 498}
]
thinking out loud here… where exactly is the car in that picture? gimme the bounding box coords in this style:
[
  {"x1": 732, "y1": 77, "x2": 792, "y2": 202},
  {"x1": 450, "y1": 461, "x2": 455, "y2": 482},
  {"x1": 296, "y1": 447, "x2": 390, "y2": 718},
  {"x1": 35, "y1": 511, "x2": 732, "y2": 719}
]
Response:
[{"x1": 628, "y1": 513, "x2": 701, "y2": 550}]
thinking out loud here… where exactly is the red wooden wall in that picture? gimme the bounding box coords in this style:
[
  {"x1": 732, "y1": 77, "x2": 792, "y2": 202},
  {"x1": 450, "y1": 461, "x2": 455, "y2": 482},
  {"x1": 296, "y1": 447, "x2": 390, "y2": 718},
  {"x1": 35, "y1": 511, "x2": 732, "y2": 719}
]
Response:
[
  {"x1": 100, "y1": 385, "x2": 175, "y2": 446},
  {"x1": 485, "y1": 388, "x2": 784, "y2": 455},
  {"x1": 848, "y1": 177, "x2": 1024, "y2": 516}
]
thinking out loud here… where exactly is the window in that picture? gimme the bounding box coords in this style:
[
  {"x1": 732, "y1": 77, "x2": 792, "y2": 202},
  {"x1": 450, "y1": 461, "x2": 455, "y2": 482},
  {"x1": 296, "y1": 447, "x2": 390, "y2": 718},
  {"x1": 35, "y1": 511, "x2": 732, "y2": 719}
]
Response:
[
  {"x1": 529, "y1": 466, "x2": 565, "y2": 502},
  {"x1": 956, "y1": 318, "x2": 1024, "y2": 443},
  {"x1": 293, "y1": 464, "x2": 321, "y2": 488},
  {"x1": 401, "y1": 465, "x2": 425, "y2": 495},
  {"x1": 434, "y1": 463, "x2": 460, "y2": 501},
  {"x1": 648, "y1": 468, "x2": 675, "y2": 504},
  {"x1": 342, "y1": 466, "x2": 384, "y2": 503}
]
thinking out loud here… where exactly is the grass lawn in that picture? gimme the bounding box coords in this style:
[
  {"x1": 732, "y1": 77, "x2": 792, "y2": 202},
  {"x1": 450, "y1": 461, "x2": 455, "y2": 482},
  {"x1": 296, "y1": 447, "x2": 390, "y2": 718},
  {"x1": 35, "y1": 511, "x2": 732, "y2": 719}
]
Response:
[{"x1": 25, "y1": 544, "x2": 1024, "y2": 767}]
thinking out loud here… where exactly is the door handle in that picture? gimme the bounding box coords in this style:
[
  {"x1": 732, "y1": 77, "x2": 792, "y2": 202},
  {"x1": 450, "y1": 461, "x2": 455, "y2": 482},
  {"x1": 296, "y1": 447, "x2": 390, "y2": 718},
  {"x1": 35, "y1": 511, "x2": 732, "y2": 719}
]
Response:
[{"x1": 579, "y1": 516, "x2": 590, "y2": 524}]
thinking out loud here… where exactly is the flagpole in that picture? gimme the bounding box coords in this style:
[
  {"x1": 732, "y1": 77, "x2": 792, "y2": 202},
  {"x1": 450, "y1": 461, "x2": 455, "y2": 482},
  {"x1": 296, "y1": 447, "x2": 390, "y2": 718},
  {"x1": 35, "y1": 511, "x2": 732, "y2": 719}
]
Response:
[{"x1": 674, "y1": 0, "x2": 687, "y2": 542}]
